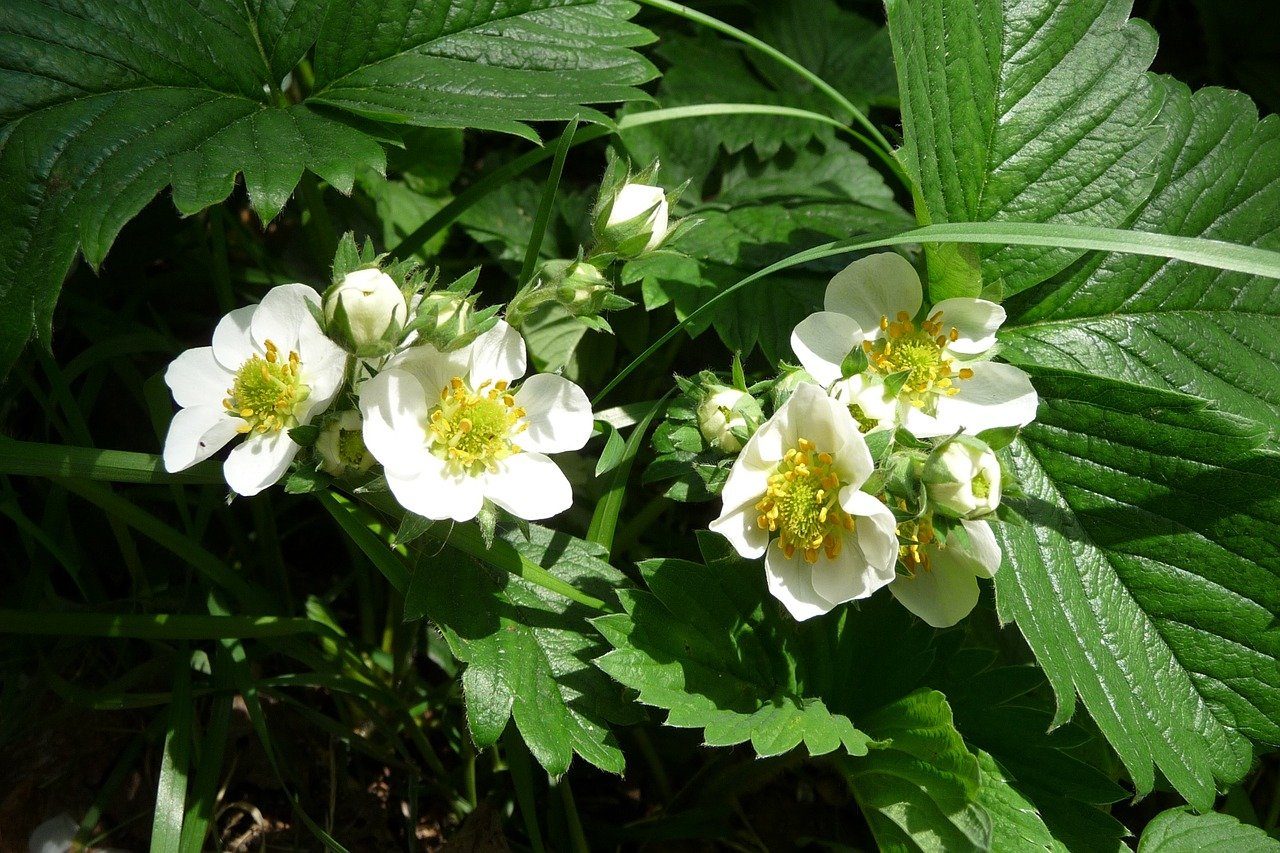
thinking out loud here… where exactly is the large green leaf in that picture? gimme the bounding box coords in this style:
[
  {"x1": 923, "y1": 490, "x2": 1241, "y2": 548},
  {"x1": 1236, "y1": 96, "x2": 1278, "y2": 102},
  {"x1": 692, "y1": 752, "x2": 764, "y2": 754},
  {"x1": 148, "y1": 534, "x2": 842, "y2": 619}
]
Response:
[
  {"x1": 0, "y1": 0, "x2": 655, "y2": 370},
  {"x1": 886, "y1": 0, "x2": 1165, "y2": 299},
  {"x1": 936, "y1": 653, "x2": 1128, "y2": 851},
  {"x1": 405, "y1": 524, "x2": 639, "y2": 776},
  {"x1": 844, "y1": 690, "x2": 990, "y2": 853},
  {"x1": 592, "y1": 537, "x2": 874, "y2": 758},
  {"x1": 994, "y1": 371, "x2": 1280, "y2": 810},
  {"x1": 1138, "y1": 807, "x2": 1280, "y2": 853},
  {"x1": 999, "y1": 81, "x2": 1280, "y2": 435}
]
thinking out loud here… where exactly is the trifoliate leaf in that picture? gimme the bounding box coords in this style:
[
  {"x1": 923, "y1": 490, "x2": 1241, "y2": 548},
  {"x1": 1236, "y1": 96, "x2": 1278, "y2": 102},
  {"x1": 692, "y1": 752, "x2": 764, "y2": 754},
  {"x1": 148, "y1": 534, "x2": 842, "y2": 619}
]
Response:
[
  {"x1": 993, "y1": 371, "x2": 1280, "y2": 810},
  {"x1": 999, "y1": 81, "x2": 1280, "y2": 437},
  {"x1": 0, "y1": 0, "x2": 655, "y2": 371},
  {"x1": 886, "y1": 0, "x2": 1165, "y2": 299},
  {"x1": 593, "y1": 538, "x2": 874, "y2": 759}
]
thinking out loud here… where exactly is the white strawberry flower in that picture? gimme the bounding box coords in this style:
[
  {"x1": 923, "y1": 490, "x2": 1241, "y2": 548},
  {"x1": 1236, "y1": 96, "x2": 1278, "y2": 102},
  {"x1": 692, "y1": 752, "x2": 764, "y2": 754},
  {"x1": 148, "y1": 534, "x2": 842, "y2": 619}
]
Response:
[
  {"x1": 890, "y1": 518, "x2": 1001, "y2": 628},
  {"x1": 709, "y1": 383, "x2": 899, "y2": 622},
  {"x1": 358, "y1": 320, "x2": 592, "y2": 522},
  {"x1": 790, "y1": 253, "x2": 1038, "y2": 438},
  {"x1": 925, "y1": 435, "x2": 1002, "y2": 519},
  {"x1": 163, "y1": 284, "x2": 347, "y2": 496}
]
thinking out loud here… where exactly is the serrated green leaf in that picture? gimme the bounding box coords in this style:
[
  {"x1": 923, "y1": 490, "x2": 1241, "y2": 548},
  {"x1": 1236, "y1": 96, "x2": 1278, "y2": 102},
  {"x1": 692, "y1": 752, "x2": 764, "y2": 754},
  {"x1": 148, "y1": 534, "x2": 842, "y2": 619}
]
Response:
[
  {"x1": 0, "y1": 0, "x2": 656, "y2": 371},
  {"x1": 999, "y1": 82, "x2": 1280, "y2": 436},
  {"x1": 405, "y1": 524, "x2": 638, "y2": 776},
  {"x1": 592, "y1": 552, "x2": 873, "y2": 759},
  {"x1": 887, "y1": 0, "x2": 1165, "y2": 299},
  {"x1": 844, "y1": 690, "x2": 990, "y2": 853},
  {"x1": 1138, "y1": 807, "x2": 1280, "y2": 853},
  {"x1": 973, "y1": 751, "x2": 1059, "y2": 853},
  {"x1": 993, "y1": 371, "x2": 1280, "y2": 810}
]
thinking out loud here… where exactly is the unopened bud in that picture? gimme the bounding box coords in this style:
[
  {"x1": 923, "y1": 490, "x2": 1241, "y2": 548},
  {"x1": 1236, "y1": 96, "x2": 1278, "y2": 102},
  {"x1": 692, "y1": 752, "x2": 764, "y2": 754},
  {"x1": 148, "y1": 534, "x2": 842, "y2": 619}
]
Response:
[
  {"x1": 924, "y1": 436, "x2": 1002, "y2": 519},
  {"x1": 323, "y1": 269, "x2": 407, "y2": 356},
  {"x1": 600, "y1": 182, "x2": 669, "y2": 258},
  {"x1": 697, "y1": 384, "x2": 761, "y2": 454}
]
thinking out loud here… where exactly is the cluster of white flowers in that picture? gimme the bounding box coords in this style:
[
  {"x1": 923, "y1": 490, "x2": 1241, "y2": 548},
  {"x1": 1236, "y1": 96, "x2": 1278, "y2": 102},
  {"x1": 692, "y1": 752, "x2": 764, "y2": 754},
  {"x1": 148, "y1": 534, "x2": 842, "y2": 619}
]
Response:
[
  {"x1": 162, "y1": 269, "x2": 594, "y2": 524},
  {"x1": 713, "y1": 253, "x2": 1037, "y2": 627}
]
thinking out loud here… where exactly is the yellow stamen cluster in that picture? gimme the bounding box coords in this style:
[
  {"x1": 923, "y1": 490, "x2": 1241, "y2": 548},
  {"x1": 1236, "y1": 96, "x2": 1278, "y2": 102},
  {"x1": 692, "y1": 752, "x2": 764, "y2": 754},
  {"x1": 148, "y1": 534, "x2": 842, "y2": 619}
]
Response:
[
  {"x1": 224, "y1": 340, "x2": 309, "y2": 434},
  {"x1": 755, "y1": 438, "x2": 854, "y2": 565},
  {"x1": 864, "y1": 311, "x2": 975, "y2": 406},
  {"x1": 896, "y1": 512, "x2": 937, "y2": 577},
  {"x1": 428, "y1": 377, "x2": 527, "y2": 475}
]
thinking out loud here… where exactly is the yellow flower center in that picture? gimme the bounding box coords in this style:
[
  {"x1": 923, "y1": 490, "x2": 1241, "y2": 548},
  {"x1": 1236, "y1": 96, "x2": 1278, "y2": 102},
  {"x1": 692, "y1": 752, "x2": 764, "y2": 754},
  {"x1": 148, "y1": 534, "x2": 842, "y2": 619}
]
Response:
[
  {"x1": 897, "y1": 512, "x2": 937, "y2": 576},
  {"x1": 428, "y1": 377, "x2": 527, "y2": 475},
  {"x1": 224, "y1": 340, "x2": 309, "y2": 434},
  {"x1": 754, "y1": 438, "x2": 855, "y2": 565},
  {"x1": 864, "y1": 312, "x2": 974, "y2": 407}
]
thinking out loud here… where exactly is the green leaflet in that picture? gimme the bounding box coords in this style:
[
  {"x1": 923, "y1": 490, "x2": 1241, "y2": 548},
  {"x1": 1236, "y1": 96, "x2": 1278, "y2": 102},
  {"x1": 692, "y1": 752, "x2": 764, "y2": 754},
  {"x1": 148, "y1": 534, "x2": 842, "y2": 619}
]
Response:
[
  {"x1": 404, "y1": 524, "x2": 639, "y2": 777},
  {"x1": 1000, "y1": 81, "x2": 1280, "y2": 436},
  {"x1": 1138, "y1": 807, "x2": 1280, "y2": 853},
  {"x1": 887, "y1": 0, "x2": 1165, "y2": 299},
  {"x1": 592, "y1": 535, "x2": 877, "y2": 759},
  {"x1": 0, "y1": 0, "x2": 656, "y2": 372},
  {"x1": 994, "y1": 371, "x2": 1280, "y2": 810},
  {"x1": 844, "y1": 690, "x2": 990, "y2": 853}
]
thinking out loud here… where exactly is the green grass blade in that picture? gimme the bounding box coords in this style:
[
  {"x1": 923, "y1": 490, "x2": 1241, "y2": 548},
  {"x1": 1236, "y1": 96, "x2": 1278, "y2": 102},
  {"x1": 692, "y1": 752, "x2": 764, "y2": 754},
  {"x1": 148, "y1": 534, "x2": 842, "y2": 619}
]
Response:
[
  {"x1": 587, "y1": 395, "x2": 668, "y2": 556},
  {"x1": 593, "y1": 221, "x2": 1280, "y2": 404},
  {"x1": 0, "y1": 610, "x2": 328, "y2": 639},
  {"x1": 387, "y1": 104, "x2": 854, "y2": 260},
  {"x1": 318, "y1": 491, "x2": 411, "y2": 590},
  {"x1": 0, "y1": 438, "x2": 221, "y2": 484},
  {"x1": 150, "y1": 646, "x2": 193, "y2": 852},
  {"x1": 178, "y1": 651, "x2": 234, "y2": 853},
  {"x1": 55, "y1": 478, "x2": 266, "y2": 608},
  {"x1": 520, "y1": 116, "x2": 580, "y2": 286}
]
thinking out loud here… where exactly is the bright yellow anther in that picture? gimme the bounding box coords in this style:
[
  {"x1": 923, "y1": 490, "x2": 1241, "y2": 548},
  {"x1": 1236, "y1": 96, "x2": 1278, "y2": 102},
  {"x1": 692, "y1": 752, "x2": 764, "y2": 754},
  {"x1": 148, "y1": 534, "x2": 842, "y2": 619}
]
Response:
[{"x1": 427, "y1": 375, "x2": 527, "y2": 475}]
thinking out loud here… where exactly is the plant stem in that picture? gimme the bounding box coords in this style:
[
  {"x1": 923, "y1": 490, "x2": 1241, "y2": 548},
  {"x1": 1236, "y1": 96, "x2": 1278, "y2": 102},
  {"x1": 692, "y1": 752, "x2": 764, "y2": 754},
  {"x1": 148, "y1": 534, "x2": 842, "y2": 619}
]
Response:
[{"x1": 557, "y1": 779, "x2": 590, "y2": 853}]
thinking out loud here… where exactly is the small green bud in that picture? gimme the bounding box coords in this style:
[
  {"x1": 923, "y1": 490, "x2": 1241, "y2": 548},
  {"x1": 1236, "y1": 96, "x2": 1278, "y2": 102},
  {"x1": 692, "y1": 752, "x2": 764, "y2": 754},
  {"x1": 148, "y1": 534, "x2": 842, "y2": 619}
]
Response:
[{"x1": 697, "y1": 382, "x2": 762, "y2": 454}]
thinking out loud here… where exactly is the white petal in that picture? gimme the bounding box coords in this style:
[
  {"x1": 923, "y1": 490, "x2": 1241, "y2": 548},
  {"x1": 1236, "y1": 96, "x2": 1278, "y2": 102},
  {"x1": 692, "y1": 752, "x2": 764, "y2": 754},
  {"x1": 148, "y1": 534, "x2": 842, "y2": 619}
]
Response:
[
  {"x1": 485, "y1": 452, "x2": 572, "y2": 520},
  {"x1": 299, "y1": 346, "x2": 349, "y2": 420},
  {"x1": 824, "y1": 253, "x2": 922, "y2": 336},
  {"x1": 387, "y1": 461, "x2": 485, "y2": 522},
  {"x1": 777, "y1": 383, "x2": 854, "y2": 458},
  {"x1": 467, "y1": 320, "x2": 526, "y2": 387},
  {"x1": 358, "y1": 368, "x2": 434, "y2": 477},
  {"x1": 765, "y1": 542, "x2": 837, "y2": 621},
  {"x1": 163, "y1": 405, "x2": 241, "y2": 472},
  {"x1": 211, "y1": 305, "x2": 258, "y2": 370},
  {"x1": 809, "y1": 541, "x2": 874, "y2": 605},
  {"x1": 515, "y1": 373, "x2": 593, "y2": 454},
  {"x1": 839, "y1": 489, "x2": 900, "y2": 580},
  {"x1": 935, "y1": 361, "x2": 1039, "y2": 434},
  {"x1": 709, "y1": 500, "x2": 769, "y2": 559},
  {"x1": 790, "y1": 311, "x2": 863, "y2": 386},
  {"x1": 717, "y1": 461, "x2": 771, "y2": 521},
  {"x1": 251, "y1": 283, "x2": 322, "y2": 352},
  {"x1": 223, "y1": 431, "x2": 298, "y2": 496},
  {"x1": 890, "y1": 564, "x2": 981, "y2": 628},
  {"x1": 390, "y1": 344, "x2": 469, "y2": 399},
  {"x1": 932, "y1": 297, "x2": 1005, "y2": 356},
  {"x1": 737, "y1": 413, "x2": 786, "y2": 471},
  {"x1": 901, "y1": 405, "x2": 957, "y2": 439},
  {"x1": 933, "y1": 520, "x2": 1002, "y2": 579},
  {"x1": 165, "y1": 346, "x2": 232, "y2": 409}
]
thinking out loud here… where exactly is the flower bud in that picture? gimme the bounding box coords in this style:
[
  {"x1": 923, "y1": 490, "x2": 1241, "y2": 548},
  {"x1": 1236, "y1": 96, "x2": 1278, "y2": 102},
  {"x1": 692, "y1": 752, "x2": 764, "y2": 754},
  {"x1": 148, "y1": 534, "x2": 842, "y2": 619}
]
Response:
[
  {"x1": 697, "y1": 384, "x2": 761, "y2": 454},
  {"x1": 316, "y1": 410, "x2": 375, "y2": 476},
  {"x1": 555, "y1": 262, "x2": 611, "y2": 316},
  {"x1": 924, "y1": 436, "x2": 1002, "y2": 519},
  {"x1": 323, "y1": 268, "x2": 407, "y2": 355},
  {"x1": 419, "y1": 290, "x2": 472, "y2": 331},
  {"x1": 601, "y1": 182, "x2": 669, "y2": 257}
]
